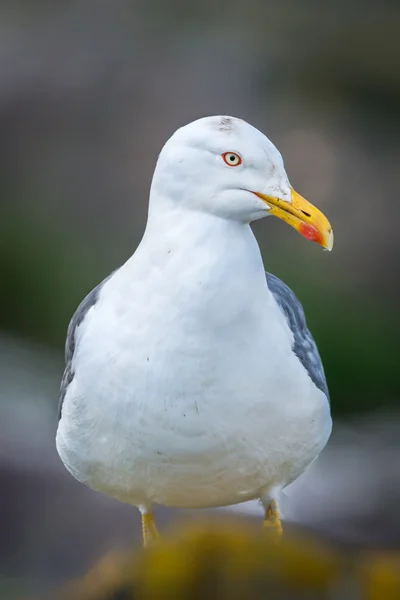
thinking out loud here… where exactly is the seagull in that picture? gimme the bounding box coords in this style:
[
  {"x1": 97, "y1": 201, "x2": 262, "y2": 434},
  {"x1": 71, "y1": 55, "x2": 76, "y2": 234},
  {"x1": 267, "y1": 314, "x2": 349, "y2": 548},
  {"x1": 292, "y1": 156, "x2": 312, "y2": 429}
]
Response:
[{"x1": 56, "y1": 116, "x2": 333, "y2": 546}]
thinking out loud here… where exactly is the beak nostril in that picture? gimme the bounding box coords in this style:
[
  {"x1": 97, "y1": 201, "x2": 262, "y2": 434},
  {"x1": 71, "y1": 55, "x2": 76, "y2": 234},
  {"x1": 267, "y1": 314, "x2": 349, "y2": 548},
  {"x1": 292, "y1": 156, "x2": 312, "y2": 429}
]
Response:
[{"x1": 300, "y1": 210, "x2": 311, "y2": 218}]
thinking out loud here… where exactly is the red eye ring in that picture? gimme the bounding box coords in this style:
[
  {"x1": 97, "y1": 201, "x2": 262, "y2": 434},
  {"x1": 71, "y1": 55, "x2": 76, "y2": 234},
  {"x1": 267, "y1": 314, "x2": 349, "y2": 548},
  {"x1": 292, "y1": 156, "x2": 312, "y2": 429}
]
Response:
[{"x1": 222, "y1": 152, "x2": 242, "y2": 167}]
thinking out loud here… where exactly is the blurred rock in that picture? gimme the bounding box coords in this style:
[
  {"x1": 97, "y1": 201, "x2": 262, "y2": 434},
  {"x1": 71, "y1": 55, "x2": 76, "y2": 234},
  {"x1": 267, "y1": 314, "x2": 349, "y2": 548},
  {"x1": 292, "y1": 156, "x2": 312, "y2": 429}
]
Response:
[{"x1": 51, "y1": 523, "x2": 400, "y2": 600}]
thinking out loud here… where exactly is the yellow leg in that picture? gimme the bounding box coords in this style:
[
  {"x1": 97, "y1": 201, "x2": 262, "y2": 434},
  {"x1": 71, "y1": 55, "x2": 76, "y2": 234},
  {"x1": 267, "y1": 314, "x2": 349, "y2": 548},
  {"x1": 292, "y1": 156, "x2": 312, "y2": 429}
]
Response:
[
  {"x1": 263, "y1": 500, "x2": 283, "y2": 540},
  {"x1": 141, "y1": 512, "x2": 160, "y2": 548}
]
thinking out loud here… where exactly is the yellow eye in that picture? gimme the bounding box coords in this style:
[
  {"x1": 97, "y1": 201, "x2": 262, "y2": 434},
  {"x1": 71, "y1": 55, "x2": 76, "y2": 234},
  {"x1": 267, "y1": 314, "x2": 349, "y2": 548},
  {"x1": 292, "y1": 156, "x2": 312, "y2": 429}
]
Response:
[{"x1": 222, "y1": 152, "x2": 242, "y2": 167}]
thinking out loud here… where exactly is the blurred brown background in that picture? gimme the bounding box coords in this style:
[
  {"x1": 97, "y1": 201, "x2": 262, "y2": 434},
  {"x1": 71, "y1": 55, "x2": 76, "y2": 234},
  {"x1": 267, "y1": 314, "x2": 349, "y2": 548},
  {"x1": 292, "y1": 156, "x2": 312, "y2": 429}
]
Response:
[{"x1": 0, "y1": 1, "x2": 399, "y2": 598}]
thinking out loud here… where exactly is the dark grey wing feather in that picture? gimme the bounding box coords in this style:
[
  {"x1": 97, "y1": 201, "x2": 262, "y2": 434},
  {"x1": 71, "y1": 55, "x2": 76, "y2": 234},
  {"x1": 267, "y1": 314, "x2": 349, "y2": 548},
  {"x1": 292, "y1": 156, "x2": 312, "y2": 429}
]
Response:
[
  {"x1": 266, "y1": 272, "x2": 329, "y2": 401},
  {"x1": 58, "y1": 271, "x2": 116, "y2": 420}
]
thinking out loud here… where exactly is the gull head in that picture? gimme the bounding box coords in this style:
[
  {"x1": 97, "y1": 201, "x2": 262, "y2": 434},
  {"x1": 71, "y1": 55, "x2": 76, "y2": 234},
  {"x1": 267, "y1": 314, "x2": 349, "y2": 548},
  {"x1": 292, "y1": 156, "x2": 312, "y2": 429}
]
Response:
[{"x1": 150, "y1": 116, "x2": 333, "y2": 250}]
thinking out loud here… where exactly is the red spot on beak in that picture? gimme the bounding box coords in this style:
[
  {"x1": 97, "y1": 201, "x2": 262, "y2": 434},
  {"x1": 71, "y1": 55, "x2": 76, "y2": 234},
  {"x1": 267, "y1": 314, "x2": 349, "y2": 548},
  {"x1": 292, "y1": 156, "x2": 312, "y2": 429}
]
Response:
[{"x1": 299, "y1": 223, "x2": 324, "y2": 245}]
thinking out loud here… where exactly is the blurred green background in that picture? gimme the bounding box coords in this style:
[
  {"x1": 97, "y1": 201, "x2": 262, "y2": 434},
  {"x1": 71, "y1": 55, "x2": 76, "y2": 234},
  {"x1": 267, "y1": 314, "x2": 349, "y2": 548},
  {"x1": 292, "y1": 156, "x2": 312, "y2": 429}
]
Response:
[{"x1": 0, "y1": 0, "x2": 399, "y2": 598}]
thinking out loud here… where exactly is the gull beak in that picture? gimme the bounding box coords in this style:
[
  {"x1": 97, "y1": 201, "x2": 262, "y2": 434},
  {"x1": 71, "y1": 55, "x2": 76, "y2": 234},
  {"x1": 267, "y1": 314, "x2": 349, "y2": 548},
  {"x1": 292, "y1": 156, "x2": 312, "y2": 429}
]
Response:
[{"x1": 255, "y1": 188, "x2": 334, "y2": 251}]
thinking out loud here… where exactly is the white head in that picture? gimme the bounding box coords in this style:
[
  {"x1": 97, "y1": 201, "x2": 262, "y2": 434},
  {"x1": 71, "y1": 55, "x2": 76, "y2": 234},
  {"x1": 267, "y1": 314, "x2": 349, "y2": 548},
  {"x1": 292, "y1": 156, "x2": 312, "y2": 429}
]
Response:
[{"x1": 150, "y1": 116, "x2": 333, "y2": 250}]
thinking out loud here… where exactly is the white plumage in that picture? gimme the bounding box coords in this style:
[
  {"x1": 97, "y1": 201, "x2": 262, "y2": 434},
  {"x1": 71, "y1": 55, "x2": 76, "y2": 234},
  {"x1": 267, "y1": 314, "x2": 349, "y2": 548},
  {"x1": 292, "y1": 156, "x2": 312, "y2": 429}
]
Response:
[{"x1": 56, "y1": 116, "x2": 332, "y2": 530}]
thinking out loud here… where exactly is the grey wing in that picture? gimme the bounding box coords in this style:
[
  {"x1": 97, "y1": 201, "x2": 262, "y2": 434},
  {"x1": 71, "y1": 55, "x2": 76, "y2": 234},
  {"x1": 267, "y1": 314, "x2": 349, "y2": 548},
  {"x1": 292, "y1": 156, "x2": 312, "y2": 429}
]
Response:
[
  {"x1": 266, "y1": 272, "x2": 329, "y2": 401},
  {"x1": 58, "y1": 270, "x2": 117, "y2": 420}
]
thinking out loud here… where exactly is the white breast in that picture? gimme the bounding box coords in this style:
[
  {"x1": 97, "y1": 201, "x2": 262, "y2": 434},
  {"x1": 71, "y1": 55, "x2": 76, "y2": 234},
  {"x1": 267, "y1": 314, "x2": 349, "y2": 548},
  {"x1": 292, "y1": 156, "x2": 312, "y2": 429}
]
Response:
[{"x1": 56, "y1": 212, "x2": 331, "y2": 509}]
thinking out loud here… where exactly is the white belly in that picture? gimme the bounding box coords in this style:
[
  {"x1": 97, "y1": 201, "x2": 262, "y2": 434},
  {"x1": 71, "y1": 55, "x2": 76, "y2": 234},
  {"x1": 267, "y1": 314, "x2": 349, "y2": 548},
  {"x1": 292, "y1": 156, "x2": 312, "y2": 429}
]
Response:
[
  {"x1": 56, "y1": 220, "x2": 332, "y2": 509},
  {"x1": 57, "y1": 296, "x2": 331, "y2": 509}
]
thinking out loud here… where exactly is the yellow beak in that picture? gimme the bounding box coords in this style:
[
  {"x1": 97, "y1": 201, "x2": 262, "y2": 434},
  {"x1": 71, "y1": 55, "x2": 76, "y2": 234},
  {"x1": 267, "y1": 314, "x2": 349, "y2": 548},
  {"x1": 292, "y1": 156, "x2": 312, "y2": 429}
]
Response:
[{"x1": 255, "y1": 188, "x2": 334, "y2": 251}]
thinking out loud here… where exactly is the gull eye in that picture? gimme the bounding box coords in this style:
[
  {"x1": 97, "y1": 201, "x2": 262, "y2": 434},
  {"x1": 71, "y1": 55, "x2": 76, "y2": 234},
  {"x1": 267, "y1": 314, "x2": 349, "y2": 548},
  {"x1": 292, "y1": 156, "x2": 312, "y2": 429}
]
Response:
[{"x1": 222, "y1": 152, "x2": 242, "y2": 167}]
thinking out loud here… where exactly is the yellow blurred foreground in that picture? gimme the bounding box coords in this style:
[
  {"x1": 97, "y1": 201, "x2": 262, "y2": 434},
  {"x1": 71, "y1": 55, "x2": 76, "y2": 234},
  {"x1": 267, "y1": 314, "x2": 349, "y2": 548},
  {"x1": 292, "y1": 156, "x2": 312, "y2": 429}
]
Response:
[{"x1": 41, "y1": 519, "x2": 400, "y2": 600}]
